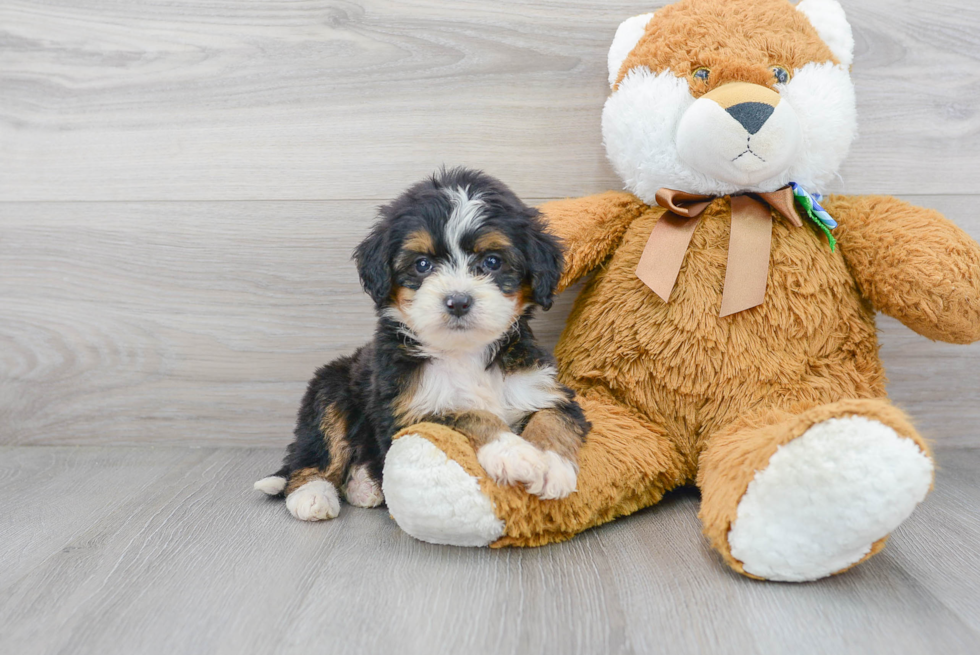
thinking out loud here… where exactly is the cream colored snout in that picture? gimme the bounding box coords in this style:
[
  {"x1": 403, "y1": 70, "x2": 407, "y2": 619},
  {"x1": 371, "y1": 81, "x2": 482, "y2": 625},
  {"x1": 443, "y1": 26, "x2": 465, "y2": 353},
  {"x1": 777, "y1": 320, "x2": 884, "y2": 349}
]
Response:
[{"x1": 675, "y1": 82, "x2": 803, "y2": 188}]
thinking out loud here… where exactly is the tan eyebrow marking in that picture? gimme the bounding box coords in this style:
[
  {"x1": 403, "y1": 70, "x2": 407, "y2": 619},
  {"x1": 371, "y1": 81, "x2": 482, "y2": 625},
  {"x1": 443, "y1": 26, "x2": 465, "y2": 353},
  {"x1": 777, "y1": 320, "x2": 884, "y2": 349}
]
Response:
[
  {"x1": 473, "y1": 230, "x2": 512, "y2": 252},
  {"x1": 403, "y1": 230, "x2": 436, "y2": 254}
]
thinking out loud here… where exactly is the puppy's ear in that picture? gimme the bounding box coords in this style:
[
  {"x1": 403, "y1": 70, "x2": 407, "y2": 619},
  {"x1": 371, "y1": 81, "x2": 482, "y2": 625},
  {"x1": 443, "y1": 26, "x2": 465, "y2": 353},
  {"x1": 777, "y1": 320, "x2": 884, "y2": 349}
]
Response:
[
  {"x1": 524, "y1": 214, "x2": 564, "y2": 311},
  {"x1": 353, "y1": 222, "x2": 393, "y2": 309}
]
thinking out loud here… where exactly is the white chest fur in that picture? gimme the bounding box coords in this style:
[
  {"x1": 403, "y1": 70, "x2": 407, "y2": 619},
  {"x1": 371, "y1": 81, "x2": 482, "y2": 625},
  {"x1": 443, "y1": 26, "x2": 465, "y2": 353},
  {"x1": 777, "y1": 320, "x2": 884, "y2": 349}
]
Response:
[{"x1": 405, "y1": 352, "x2": 564, "y2": 428}]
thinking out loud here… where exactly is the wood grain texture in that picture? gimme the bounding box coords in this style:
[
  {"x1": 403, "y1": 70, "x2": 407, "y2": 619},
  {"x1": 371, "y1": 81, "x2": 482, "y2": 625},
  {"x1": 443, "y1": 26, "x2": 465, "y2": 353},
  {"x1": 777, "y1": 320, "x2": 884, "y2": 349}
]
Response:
[
  {"x1": 2, "y1": 195, "x2": 978, "y2": 447},
  {"x1": 0, "y1": 445, "x2": 977, "y2": 655},
  {"x1": 2, "y1": 1, "x2": 978, "y2": 651},
  {"x1": 1, "y1": 0, "x2": 978, "y2": 202}
]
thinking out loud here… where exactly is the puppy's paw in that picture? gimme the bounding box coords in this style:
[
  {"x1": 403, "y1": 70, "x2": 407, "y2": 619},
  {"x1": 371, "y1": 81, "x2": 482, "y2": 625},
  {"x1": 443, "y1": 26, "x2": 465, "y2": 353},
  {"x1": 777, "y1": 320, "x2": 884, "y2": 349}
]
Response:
[
  {"x1": 477, "y1": 432, "x2": 548, "y2": 494},
  {"x1": 285, "y1": 479, "x2": 340, "y2": 521},
  {"x1": 344, "y1": 465, "x2": 385, "y2": 508},
  {"x1": 253, "y1": 475, "x2": 286, "y2": 496},
  {"x1": 538, "y1": 451, "x2": 578, "y2": 500}
]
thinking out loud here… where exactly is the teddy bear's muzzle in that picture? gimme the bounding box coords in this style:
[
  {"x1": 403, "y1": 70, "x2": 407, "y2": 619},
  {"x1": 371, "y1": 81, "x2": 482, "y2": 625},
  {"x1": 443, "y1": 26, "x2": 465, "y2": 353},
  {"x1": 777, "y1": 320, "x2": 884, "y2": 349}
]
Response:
[{"x1": 676, "y1": 81, "x2": 803, "y2": 188}]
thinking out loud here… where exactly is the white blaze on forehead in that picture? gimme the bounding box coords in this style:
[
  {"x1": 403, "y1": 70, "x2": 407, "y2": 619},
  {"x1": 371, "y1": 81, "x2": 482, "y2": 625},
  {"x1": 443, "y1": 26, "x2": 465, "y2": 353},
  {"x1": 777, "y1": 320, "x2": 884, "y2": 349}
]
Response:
[{"x1": 442, "y1": 186, "x2": 485, "y2": 262}]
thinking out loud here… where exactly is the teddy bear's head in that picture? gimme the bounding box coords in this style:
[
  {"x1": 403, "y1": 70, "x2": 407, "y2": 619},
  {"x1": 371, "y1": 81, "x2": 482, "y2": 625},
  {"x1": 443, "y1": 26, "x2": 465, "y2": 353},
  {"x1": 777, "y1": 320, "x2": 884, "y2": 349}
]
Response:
[{"x1": 602, "y1": 0, "x2": 856, "y2": 203}]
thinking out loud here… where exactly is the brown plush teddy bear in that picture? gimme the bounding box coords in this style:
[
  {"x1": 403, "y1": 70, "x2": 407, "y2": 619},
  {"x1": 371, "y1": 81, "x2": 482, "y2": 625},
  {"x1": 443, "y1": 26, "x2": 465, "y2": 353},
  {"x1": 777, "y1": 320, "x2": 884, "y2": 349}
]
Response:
[{"x1": 380, "y1": 0, "x2": 980, "y2": 581}]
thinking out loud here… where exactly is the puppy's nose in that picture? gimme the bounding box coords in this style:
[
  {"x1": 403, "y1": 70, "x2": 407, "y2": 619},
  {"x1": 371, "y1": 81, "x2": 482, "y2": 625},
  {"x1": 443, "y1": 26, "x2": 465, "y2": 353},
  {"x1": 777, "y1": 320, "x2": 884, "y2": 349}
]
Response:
[
  {"x1": 725, "y1": 102, "x2": 775, "y2": 135},
  {"x1": 444, "y1": 293, "x2": 473, "y2": 317}
]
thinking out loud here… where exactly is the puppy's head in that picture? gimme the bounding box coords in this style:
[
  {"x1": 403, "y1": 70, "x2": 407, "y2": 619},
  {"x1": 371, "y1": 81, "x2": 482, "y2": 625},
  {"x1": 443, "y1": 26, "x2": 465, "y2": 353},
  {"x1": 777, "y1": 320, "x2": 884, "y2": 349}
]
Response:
[{"x1": 354, "y1": 168, "x2": 563, "y2": 352}]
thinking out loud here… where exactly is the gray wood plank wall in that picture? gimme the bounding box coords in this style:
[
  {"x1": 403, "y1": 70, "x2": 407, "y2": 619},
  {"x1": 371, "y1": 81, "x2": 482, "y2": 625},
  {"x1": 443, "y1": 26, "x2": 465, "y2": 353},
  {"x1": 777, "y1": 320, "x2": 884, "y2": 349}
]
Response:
[{"x1": 2, "y1": 0, "x2": 979, "y2": 448}]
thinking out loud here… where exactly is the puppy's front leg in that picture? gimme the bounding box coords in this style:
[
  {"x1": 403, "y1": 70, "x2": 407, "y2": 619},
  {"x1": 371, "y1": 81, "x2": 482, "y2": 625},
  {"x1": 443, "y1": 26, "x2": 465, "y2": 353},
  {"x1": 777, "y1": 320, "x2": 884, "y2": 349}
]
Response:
[
  {"x1": 519, "y1": 403, "x2": 589, "y2": 499},
  {"x1": 440, "y1": 411, "x2": 550, "y2": 496}
]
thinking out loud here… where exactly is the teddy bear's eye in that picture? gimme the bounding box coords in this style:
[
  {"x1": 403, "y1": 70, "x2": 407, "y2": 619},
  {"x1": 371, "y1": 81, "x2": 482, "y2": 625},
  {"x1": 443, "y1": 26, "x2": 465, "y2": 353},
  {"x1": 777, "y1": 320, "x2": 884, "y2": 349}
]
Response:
[
  {"x1": 771, "y1": 66, "x2": 791, "y2": 84},
  {"x1": 692, "y1": 67, "x2": 710, "y2": 82}
]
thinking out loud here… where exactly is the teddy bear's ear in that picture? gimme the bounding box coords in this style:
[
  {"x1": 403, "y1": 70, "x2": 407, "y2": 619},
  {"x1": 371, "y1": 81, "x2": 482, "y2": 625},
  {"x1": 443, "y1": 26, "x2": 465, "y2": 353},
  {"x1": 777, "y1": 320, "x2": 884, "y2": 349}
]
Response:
[
  {"x1": 796, "y1": 0, "x2": 854, "y2": 67},
  {"x1": 607, "y1": 12, "x2": 655, "y2": 87}
]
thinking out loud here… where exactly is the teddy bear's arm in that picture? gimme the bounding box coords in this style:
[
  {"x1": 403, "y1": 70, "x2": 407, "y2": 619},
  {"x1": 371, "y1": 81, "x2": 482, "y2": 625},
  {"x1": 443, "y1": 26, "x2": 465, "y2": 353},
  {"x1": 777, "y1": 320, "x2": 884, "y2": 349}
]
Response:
[
  {"x1": 827, "y1": 194, "x2": 980, "y2": 344},
  {"x1": 538, "y1": 191, "x2": 648, "y2": 292}
]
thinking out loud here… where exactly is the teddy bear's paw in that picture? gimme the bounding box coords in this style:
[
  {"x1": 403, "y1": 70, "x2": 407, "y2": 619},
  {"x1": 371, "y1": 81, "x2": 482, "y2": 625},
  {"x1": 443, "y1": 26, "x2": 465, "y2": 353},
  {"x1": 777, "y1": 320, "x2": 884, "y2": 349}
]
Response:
[
  {"x1": 285, "y1": 479, "x2": 341, "y2": 521},
  {"x1": 728, "y1": 416, "x2": 933, "y2": 582},
  {"x1": 343, "y1": 465, "x2": 384, "y2": 508},
  {"x1": 382, "y1": 433, "x2": 505, "y2": 547},
  {"x1": 537, "y1": 451, "x2": 579, "y2": 500},
  {"x1": 477, "y1": 432, "x2": 549, "y2": 495}
]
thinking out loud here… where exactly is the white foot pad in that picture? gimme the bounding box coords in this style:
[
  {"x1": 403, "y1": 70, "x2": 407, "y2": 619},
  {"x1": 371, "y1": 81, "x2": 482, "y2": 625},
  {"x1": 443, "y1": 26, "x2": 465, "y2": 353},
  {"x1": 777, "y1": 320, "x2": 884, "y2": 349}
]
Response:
[
  {"x1": 254, "y1": 475, "x2": 286, "y2": 496},
  {"x1": 728, "y1": 416, "x2": 933, "y2": 581},
  {"x1": 285, "y1": 479, "x2": 341, "y2": 521},
  {"x1": 382, "y1": 434, "x2": 505, "y2": 547},
  {"x1": 344, "y1": 465, "x2": 385, "y2": 508}
]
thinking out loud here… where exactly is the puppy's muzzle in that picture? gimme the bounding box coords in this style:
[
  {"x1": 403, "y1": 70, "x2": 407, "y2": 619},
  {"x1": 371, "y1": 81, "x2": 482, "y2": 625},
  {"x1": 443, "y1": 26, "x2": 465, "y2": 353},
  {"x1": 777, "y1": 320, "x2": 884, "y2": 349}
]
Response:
[{"x1": 444, "y1": 293, "x2": 473, "y2": 317}]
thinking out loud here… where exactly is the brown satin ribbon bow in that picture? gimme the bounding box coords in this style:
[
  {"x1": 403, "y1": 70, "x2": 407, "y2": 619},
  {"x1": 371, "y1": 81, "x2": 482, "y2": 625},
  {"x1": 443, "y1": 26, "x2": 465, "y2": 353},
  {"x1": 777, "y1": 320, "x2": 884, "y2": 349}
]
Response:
[{"x1": 635, "y1": 187, "x2": 804, "y2": 317}]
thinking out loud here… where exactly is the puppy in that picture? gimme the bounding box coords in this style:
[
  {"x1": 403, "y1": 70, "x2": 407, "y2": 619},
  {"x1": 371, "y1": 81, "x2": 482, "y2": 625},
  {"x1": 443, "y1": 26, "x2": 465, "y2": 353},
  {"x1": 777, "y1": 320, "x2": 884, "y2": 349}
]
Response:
[{"x1": 254, "y1": 167, "x2": 590, "y2": 521}]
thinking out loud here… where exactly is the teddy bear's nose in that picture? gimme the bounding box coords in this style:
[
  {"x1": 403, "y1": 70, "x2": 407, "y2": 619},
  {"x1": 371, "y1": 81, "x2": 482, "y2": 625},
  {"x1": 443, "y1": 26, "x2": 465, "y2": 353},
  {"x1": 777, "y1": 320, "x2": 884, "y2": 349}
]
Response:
[
  {"x1": 702, "y1": 82, "x2": 782, "y2": 136},
  {"x1": 726, "y1": 102, "x2": 775, "y2": 135}
]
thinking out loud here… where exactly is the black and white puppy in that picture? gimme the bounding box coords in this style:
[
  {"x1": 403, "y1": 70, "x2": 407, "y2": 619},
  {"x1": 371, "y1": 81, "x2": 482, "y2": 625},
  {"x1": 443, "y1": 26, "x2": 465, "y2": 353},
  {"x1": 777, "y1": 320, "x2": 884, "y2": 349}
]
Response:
[{"x1": 254, "y1": 168, "x2": 590, "y2": 521}]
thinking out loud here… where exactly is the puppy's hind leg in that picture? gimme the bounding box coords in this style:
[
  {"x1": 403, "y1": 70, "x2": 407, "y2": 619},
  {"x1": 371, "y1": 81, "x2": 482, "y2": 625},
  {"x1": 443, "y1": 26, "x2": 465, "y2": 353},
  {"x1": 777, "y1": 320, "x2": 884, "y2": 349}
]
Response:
[
  {"x1": 254, "y1": 466, "x2": 289, "y2": 497},
  {"x1": 343, "y1": 463, "x2": 385, "y2": 508},
  {"x1": 285, "y1": 469, "x2": 342, "y2": 522},
  {"x1": 284, "y1": 400, "x2": 353, "y2": 521},
  {"x1": 339, "y1": 426, "x2": 385, "y2": 508},
  {"x1": 269, "y1": 360, "x2": 356, "y2": 521}
]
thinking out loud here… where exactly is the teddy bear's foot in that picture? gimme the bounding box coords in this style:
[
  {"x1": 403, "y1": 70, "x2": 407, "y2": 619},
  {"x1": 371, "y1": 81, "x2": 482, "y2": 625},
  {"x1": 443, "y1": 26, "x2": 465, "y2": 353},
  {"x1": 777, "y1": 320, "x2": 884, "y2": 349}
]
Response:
[
  {"x1": 384, "y1": 390, "x2": 690, "y2": 549},
  {"x1": 699, "y1": 399, "x2": 935, "y2": 581},
  {"x1": 383, "y1": 432, "x2": 505, "y2": 546},
  {"x1": 728, "y1": 415, "x2": 933, "y2": 581}
]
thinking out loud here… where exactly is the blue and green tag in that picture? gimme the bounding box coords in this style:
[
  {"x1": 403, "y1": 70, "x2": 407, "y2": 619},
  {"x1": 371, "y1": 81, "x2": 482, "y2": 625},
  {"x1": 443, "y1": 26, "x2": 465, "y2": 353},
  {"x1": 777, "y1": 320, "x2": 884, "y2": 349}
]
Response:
[{"x1": 790, "y1": 182, "x2": 837, "y2": 251}]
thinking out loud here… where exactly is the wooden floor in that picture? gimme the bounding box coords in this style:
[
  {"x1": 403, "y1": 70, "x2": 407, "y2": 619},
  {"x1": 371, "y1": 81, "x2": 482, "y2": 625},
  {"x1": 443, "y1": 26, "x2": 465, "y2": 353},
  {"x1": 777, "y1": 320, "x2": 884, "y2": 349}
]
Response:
[
  {"x1": 0, "y1": 445, "x2": 977, "y2": 655},
  {"x1": 3, "y1": 1, "x2": 980, "y2": 653}
]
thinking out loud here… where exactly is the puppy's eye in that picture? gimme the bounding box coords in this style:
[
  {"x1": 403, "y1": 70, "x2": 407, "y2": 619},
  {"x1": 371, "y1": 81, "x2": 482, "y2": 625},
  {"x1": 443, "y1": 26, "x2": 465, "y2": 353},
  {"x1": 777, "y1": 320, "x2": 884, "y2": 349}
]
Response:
[
  {"x1": 692, "y1": 67, "x2": 710, "y2": 82},
  {"x1": 414, "y1": 257, "x2": 433, "y2": 274},
  {"x1": 482, "y1": 255, "x2": 502, "y2": 271},
  {"x1": 771, "y1": 66, "x2": 791, "y2": 84}
]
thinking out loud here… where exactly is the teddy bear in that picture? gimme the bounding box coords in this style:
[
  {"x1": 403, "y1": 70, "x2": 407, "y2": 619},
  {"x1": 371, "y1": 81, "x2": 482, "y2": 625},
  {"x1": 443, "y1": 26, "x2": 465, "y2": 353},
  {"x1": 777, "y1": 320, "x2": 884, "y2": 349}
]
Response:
[{"x1": 379, "y1": 0, "x2": 980, "y2": 581}]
